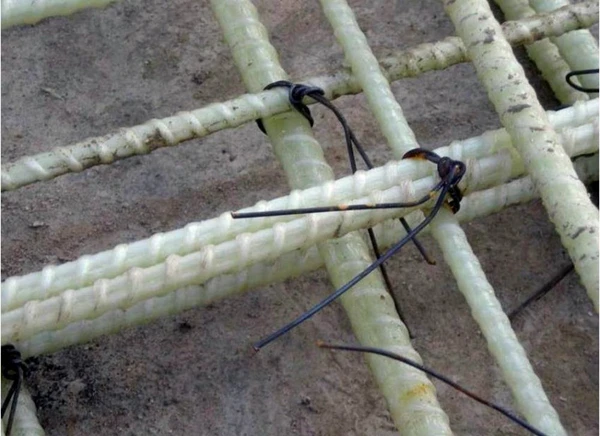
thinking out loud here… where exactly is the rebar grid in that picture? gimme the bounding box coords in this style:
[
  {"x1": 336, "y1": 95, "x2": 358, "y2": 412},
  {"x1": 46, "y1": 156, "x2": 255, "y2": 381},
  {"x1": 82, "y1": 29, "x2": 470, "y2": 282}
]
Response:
[
  {"x1": 3, "y1": 118, "x2": 597, "y2": 346},
  {"x1": 2, "y1": 101, "x2": 596, "y2": 314},
  {"x1": 494, "y1": 0, "x2": 591, "y2": 104},
  {"x1": 528, "y1": 0, "x2": 599, "y2": 96},
  {"x1": 1, "y1": 2, "x2": 596, "y2": 192},
  {"x1": 319, "y1": 0, "x2": 568, "y2": 432},
  {"x1": 9, "y1": 152, "x2": 599, "y2": 359},
  {"x1": 211, "y1": 1, "x2": 453, "y2": 432},
  {"x1": 443, "y1": 0, "x2": 599, "y2": 311},
  {"x1": 1, "y1": 0, "x2": 598, "y2": 435}
]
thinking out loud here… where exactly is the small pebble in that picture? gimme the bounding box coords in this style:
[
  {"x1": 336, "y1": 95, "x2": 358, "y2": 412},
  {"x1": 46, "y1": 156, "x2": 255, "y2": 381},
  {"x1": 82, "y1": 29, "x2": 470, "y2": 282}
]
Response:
[
  {"x1": 67, "y1": 379, "x2": 86, "y2": 396},
  {"x1": 299, "y1": 396, "x2": 311, "y2": 407}
]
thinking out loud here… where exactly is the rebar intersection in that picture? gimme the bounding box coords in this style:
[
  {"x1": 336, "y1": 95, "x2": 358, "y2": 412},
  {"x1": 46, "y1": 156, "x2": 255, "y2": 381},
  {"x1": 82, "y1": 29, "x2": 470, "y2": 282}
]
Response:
[{"x1": 1, "y1": 0, "x2": 599, "y2": 434}]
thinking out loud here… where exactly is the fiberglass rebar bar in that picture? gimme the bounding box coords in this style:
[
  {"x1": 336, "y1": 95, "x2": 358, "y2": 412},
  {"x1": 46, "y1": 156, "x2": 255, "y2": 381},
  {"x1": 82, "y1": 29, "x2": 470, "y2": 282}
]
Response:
[
  {"x1": 495, "y1": 0, "x2": 589, "y2": 104},
  {"x1": 431, "y1": 208, "x2": 569, "y2": 435},
  {"x1": 210, "y1": 1, "x2": 453, "y2": 433},
  {"x1": 2, "y1": 119, "x2": 597, "y2": 346},
  {"x1": 1, "y1": 2, "x2": 596, "y2": 192},
  {"x1": 527, "y1": 0, "x2": 599, "y2": 97},
  {"x1": 10, "y1": 153, "x2": 598, "y2": 358},
  {"x1": 2, "y1": 100, "x2": 595, "y2": 314},
  {"x1": 3, "y1": 130, "x2": 598, "y2": 349},
  {"x1": 443, "y1": 0, "x2": 599, "y2": 314},
  {"x1": 0, "y1": 0, "x2": 117, "y2": 29},
  {"x1": 0, "y1": 378, "x2": 45, "y2": 436},
  {"x1": 319, "y1": 0, "x2": 417, "y2": 158},
  {"x1": 320, "y1": 0, "x2": 568, "y2": 432}
]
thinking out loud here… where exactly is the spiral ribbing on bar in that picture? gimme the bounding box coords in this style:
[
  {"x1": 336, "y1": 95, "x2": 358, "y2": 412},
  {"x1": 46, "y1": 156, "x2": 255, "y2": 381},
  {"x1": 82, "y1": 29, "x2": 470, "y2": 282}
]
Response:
[
  {"x1": 11, "y1": 153, "x2": 599, "y2": 358},
  {"x1": 320, "y1": 0, "x2": 418, "y2": 157},
  {"x1": 210, "y1": 0, "x2": 455, "y2": 433},
  {"x1": 2, "y1": 1, "x2": 598, "y2": 435},
  {"x1": 2, "y1": 100, "x2": 596, "y2": 315},
  {"x1": 431, "y1": 210, "x2": 567, "y2": 434},
  {"x1": 443, "y1": 0, "x2": 599, "y2": 313},
  {"x1": 320, "y1": 0, "x2": 571, "y2": 432},
  {"x1": 1, "y1": 2, "x2": 596, "y2": 192},
  {"x1": 0, "y1": 92, "x2": 295, "y2": 191},
  {"x1": 3, "y1": 120, "x2": 597, "y2": 346}
]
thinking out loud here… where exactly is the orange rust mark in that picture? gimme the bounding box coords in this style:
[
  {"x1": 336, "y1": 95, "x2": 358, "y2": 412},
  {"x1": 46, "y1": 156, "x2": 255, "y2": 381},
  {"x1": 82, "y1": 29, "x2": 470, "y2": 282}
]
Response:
[
  {"x1": 338, "y1": 204, "x2": 349, "y2": 210},
  {"x1": 399, "y1": 383, "x2": 434, "y2": 402},
  {"x1": 408, "y1": 154, "x2": 428, "y2": 160},
  {"x1": 403, "y1": 149, "x2": 429, "y2": 160}
]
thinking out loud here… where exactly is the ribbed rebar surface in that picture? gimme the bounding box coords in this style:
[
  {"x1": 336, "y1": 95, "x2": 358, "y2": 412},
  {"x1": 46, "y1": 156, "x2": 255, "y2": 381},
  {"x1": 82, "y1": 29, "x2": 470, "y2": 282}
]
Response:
[
  {"x1": 320, "y1": 0, "x2": 571, "y2": 433},
  {"x1": 443, "y1": 0, "x2": 599, "y2": 314},
  {"x1": 1, "y1": 0, "x2": 598, "y2": 435},
  {"x1": 210, "y1": 1, "x2": 454, "y2": 433},
  {"x1": 1, "y1": 2, "x2": 596, "y2": 192}
]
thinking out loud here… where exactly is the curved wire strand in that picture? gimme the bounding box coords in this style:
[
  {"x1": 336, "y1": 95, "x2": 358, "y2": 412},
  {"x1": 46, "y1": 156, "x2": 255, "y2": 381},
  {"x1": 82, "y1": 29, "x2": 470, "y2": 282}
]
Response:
[
  {"x1": 317, "y1": 342, "x2": 547, "y2": 436},
  {"x1": 565, "y1": 69, "x2": 599, "y2": 93},
  {"x1": 231, "y1": 183, "x2": 441, "y2": 218},
  {"x1": 253, "y1": 179, "x2": 452, "y2": 350}
]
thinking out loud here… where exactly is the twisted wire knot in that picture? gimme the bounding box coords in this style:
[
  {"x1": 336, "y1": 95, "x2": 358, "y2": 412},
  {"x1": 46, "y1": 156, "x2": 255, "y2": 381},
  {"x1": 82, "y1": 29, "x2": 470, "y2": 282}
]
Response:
[
  {"x1": 257, "y1": 80, "x2": 325, "y2": 133},
  {"x1": 1, "y1": 345, "x2": 28, "y2": 380},
  {"x1": 1, "y1": 344, "x2": 29, "y2": 435}
]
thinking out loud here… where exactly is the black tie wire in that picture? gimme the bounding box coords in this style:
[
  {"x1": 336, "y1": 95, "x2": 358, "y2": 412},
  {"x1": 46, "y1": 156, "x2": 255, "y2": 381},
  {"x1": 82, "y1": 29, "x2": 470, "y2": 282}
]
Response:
[
  {"x1": 236, "y1": 146, "x2": 466, "y2": 350},
  {"x1": 244, "y1": 81, "x2": 545, "y2": 436},
  {"x1": 1, "y1": 345, "x2": 29, "y2": 436},
  {"x1": 565, "y1": 69, "x2": 599, "y2": 93},
  {"x1": 317, "y1": 342, "x2": 547, "y2": 436},
  {"x1": 253, "y1": 81, "x2": 448, "y2": 336}
]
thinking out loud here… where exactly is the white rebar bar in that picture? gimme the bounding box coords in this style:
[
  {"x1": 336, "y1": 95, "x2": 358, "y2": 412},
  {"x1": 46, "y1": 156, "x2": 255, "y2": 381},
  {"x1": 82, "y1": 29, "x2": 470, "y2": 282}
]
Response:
[
  {"x1": 2, "y1": 105, "x2": 597, "y2": 314},
  {"x1": 1, "y1": 0, "x2": 597, "y2": 434},
  {"x1": 528, "y1": 0, "x2": 599, "y2": 96},
  {"x1": 443, "y1": 0, "x2": 599, "y2": 313},
  {"x1": 3, "y1": 120, "x2": 598, "y2": 345},
  {"x1": 0, "y1": 0, "x2": 116, "y2": 29},
  {"x1": 12, "y1": 152, "x2": 599, "y2": 358},
  {"x1": 319, "y1": 0, "x2": 417, "y2": 157},
  {"x1": 495, "y1": 0, "x2": 589, "y2": 104},
  {"x1": 1, "y1": 378, "x2": 45, "y2": 436},
  {"x1": 211, "y1": 1, "x2": 454, "y2": 433},
  {"x1": 431, "y1": 208, "x2": 568, "y2": 434},
  {"x1": 310, "y1": 15, "x2": 445, "y2": 427},
  {"x1": 322, "y1": 0, "x2": 570, "y2": 432},
  {"x1": 1, "y1": 2, "x2": 596, "y2": 192}
]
